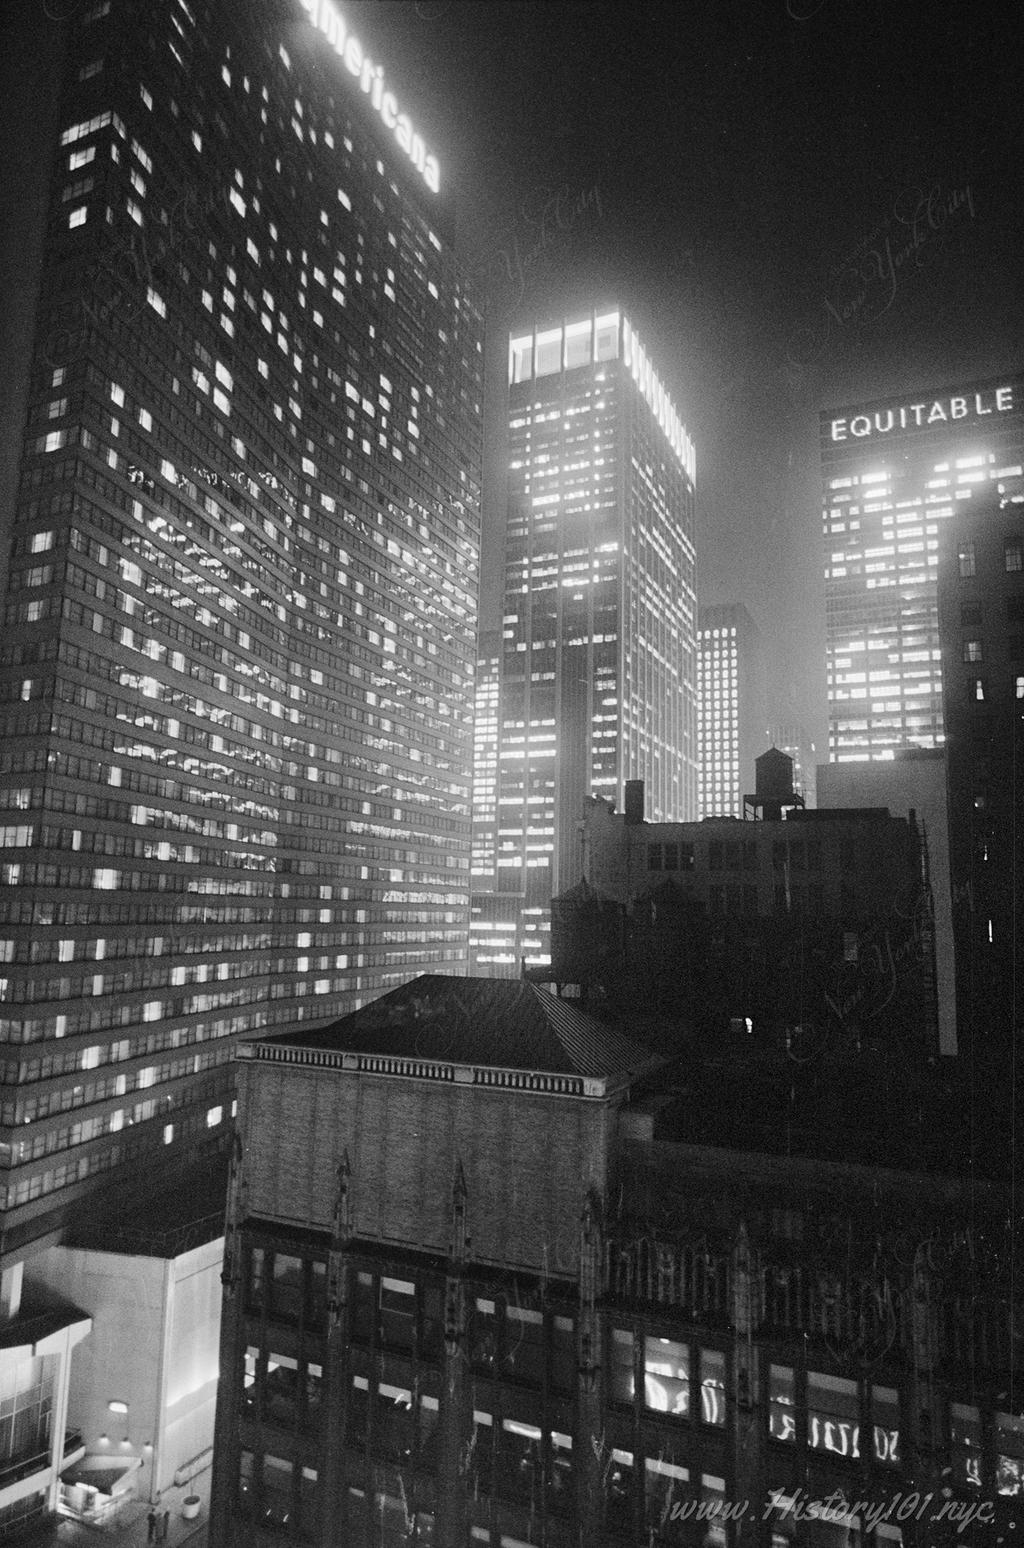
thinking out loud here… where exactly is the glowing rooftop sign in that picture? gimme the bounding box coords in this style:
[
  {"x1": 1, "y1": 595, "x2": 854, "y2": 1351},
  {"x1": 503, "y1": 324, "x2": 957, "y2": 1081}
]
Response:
[
  {"x1": 298, "y1": 0, "x2": 440, "y2": 194},
  {"x1": 828, "y1": 385, "x2": 1015, "y2": 442}
]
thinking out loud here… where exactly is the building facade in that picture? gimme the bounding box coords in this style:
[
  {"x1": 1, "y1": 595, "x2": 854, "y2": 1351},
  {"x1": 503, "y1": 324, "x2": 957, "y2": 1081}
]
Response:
[
  {"x1": 936, "y1": 487, "x2": 1024, "y2": 1066},
  {"x1": 816, "y1": 749, "x2": 957, "y2": 1057},
  {"x1": 821, "y1": 376, "x2": 1024, "y2": 762},
  {"x1": 768, "y1": 719, "x2": 817, "y2": 810},
  {"x1": 0, "y1": 0, "x2": 482, "y2": 1262},
  {"x1": 553, "y1": 765, "x2": 939, "y2": 1052},
  {"x1": 210, "y1": 973, "x2": 1022, "y2": 1547},
  {"x1": 471, "y1": 311, "x2": 697, "y2": 974},
  {"x1": 698, "y1": 604, "x2": 768, "y2": 818}
]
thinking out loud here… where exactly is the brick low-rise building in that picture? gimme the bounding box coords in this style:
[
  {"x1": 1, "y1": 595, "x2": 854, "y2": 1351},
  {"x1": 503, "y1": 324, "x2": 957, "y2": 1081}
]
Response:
[{"x1": 209, "y1": 974, "x2": 1021, "y2": 1546}]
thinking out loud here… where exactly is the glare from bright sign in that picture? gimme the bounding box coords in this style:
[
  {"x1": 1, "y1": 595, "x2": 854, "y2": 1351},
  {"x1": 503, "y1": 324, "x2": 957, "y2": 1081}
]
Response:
[{"x1": 298, "y1": 0, "x2": 440, "y2": 193}]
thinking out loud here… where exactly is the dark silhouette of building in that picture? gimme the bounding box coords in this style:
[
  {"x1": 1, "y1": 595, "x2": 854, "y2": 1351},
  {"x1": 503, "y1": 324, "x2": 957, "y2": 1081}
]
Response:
[
  {"x1": 552, "y1": 758, "x2": 939, "y2": 1056},
  {"x1": 937, "y1": 487, "x2": 1024, "y2": 1068}
]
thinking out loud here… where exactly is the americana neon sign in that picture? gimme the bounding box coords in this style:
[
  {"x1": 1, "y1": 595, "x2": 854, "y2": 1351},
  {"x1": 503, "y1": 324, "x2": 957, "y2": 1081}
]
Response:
[
  {"x1": 298, "y1": 0, "x2": 440, "y2": 194},
  {"x1": 829, "y1": 385, "x2": 1015, "y2": 441}
]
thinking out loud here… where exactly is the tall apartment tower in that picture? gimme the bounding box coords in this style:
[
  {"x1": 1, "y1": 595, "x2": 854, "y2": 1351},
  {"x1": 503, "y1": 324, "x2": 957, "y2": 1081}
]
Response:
[
  {"x1": 0, "y1": 0, "x2": 482, "y2": 1264},
  {"x1": 471, "y1": 311, "x2": 697, "y2": 974},
  {"x1": 936, "y1": 484, "x2": 1024, "y2": 1065},
  {"x1": 821, "y1": 375, "x2": 1023, "y2": 761},
  {"x1": 697, "y1": 602, "x2": 768, "y2": 817}
]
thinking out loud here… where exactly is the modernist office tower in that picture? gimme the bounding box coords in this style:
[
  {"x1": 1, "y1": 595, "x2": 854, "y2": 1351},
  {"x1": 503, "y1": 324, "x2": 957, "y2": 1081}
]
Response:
[
  {"x1": 472, "y1": 312, "x2": 697, "y2": 973},
  {"x1": 697, "y1": 603, "x2": 767, "y2": 817},
  {"x1": 822, "y1": 374, "x2": 1023, "y2": 761},
  {"x1": 0, "y1": 0, "x2": 482, "y2": 1260}
]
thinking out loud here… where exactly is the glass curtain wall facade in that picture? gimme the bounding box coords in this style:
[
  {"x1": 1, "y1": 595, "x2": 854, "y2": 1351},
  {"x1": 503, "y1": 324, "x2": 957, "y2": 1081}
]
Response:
[
  {"x1": 472, "y1": 312, "x2": 696, "y2": 973},
  {"x1": 0, "y1": 0, "x2": 482, "y2": 1251},
  {"x1": 821, "y1": 377, "x2": 1024, "y2": 762},
  {"x1": 698, "y1": 602, "x2": 767, "y2": 817}
]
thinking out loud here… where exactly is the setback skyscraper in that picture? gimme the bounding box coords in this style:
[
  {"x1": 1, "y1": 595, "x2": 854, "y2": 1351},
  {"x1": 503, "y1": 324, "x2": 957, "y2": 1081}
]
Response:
[
  {"x1": 0, "y1": 0, "x2": 482, "y2": 1264},
  {"x1": 471, "y1": 311, "x2": 697, "y2": 973},
  {"x1": 821, "y1": 375, "x2": 1023, "y2": 760}
]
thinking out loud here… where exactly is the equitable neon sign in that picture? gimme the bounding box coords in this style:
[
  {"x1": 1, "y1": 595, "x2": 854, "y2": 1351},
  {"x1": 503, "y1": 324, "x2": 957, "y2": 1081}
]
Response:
[
  {"x1": 830, "y1": 385, "x2": 1014, "y2": 441},
  {"x1": 298, "y1": 0, "x2": 440, "y2": 194}
]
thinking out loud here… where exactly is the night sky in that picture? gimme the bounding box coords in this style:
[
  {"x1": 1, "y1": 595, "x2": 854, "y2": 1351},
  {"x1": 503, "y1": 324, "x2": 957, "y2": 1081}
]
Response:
[
  {"x1": 341, "y1": 0, "x2": 1024, "y2": 754},
  {"x1": 3, "y1": 1, "x2": 1021, "y2": 753}
]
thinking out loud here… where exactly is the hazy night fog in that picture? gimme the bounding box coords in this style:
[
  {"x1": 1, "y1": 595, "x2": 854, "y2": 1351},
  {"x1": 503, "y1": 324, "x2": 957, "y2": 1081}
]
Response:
[{"x1": 331, "y1": 0, "x2": 1023, "y2": 752}]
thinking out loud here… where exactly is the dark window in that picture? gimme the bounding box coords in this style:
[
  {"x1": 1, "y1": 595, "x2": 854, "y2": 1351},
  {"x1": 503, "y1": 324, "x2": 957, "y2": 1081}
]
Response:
[
  {"x1": 806, "y1": 840, "x2": 822, "y2": 870},
  {"x1": 679, "y1": 842, "x2": 695, "y2": 871},
  {"x1": 270, "y1": 1254, "x2": 303, "y2": 1323},
  {"x1": 421, "y1": 1282, "x2": 443, "y2": 1362},
  {"x1": 379, "y1": 1277, "x2": 415, "y2": 1351},
  {"x1": 663, "y1": 842, "x2": 678, "y2": 871},
  {"x1": 471, "y1": 1297, "x2": 498, "y2": 1371},
  {"x1": 958, "y1": 540, "x2": 976, "y2": 578},
  {"x1": 266, "y1": 1353, "x2": 304, "y2": 1429},
  {"x1": 238, "y1": 1450, "x2": 256, "y2": 1518},
  {"x1": 708, "y1": 841, "x2": 722, "y2": 871},
  {"x1": 552, "y1": 1315, "x2": 574, "y2": 1393},
  {"x1": 742, "y1": 840, "x2": 757, "y2": 871},
  {"x1": 377, "y1": 1381, "x2": 414, "y2": 1462},
  {"x1": 1007, "y1": 596, "x2": 1024, "y2": 623},
  {"x1": 1006, "y1": 539, "x2": 1023, "y2": 573},
  {"x1": 609, "y1": 1328, "x2": 634, "y2": 1404},
  {"x1": 772, "y1": 841, "x2": 786, "y2": 872},
  {"x1": 504, "y1": 1304, "x2": 545, "y2": 1384},
  {"x1": 308, "y1": 1261, "x2": 327, "y2": 1327},
  {"x1": 961, "y1": 602, "x2": 983, "y2": 626},
  {"x1": 788, "y1": 841, "x2": 805, "y2": 872},
  {"x1": 725, "y1": 842, "x2": 740, "y2": 870},
  {"x1": 709, "y1": 885, "x2": 724, "y2": 915},
  {"x1": 247, "y1": 1248, "x2": 265, "y2": 1314},
  {"x1": 1009, "y1": 635, "x2": 1024, "y2": 661},
  {"x1": 351, "y1": 1271, "x2": 373, "y2": 1342},
  {"x1": 606, "y1": 1447, "x2": 635, "y2": 1530},
  {"x1": 346, "y1": 1377, "x2": 369, "y2": 1447},
  {"x1": 647, "y1": 843, "x2": 662, "y2": 871}
]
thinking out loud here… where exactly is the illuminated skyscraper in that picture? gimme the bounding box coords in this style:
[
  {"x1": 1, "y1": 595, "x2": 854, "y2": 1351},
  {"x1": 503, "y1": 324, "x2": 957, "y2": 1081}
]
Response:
[
  {"x1": 0, "y1": 0, "x2": 482, "y2": 1261},
  {"x1": 472, "y1": 310, "x2": 696, "y2": 973},
  {"x1": 698, "y1": 603, "x2": 768, "y2": 817},
  {"x1": 470, "y1": 629, "x2": 501, "y2": 888},
  {"x1": 821, "y1": 375, "x2": 1023, "y2": 761}
]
